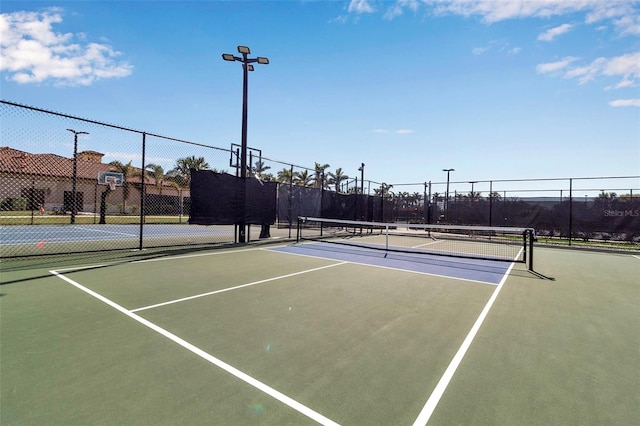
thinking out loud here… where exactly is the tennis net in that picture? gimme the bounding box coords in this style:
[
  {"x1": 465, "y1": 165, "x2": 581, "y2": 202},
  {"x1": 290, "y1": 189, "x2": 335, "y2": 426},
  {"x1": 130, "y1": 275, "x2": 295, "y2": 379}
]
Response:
[{"x1": 296, "y1": 217, "x2": 535, "y2": 270}]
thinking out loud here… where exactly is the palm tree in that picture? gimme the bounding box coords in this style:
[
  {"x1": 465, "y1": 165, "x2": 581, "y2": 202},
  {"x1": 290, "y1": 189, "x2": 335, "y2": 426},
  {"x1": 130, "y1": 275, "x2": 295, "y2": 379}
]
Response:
[
  {"x1": 312, "y1": 162, "x2": 330, "y2": 188},
  {"x1": 376, "y1": 183, "x2": 393, "y2": 198},
  {"x1": 468, "y1": 191, "x2": 482, "y2": 202},
  {"x1": 252, "y1": 159, "x2": 271, "y2": 179},
  {"x1": 145, "y1": 163, "x2": 165, "y2": 195},
  {"x1": 277, "y1": 168, "x2": 293, "y2": 184},
  {"x1": 293, "y1": 170, "x2": 313, "y2": 187},
  {"x1": 109, "y1": 160, "x2": 138, "y2": 213},
  {"x1": 327, "y1": 168, "x2": 349, "y2": 192},
  {"x1": 166, "y1": 156, "x2": 209, "y2": 188}
]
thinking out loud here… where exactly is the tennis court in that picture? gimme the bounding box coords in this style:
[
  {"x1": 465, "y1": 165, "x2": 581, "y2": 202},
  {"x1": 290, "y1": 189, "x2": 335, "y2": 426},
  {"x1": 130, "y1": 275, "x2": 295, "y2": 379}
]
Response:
[
  {"x1": 0, "y1": 224, "x2": 241, "y2": 257},
  {"x1": 1, "y1": 240, "x2": 638, "y2": 425}
]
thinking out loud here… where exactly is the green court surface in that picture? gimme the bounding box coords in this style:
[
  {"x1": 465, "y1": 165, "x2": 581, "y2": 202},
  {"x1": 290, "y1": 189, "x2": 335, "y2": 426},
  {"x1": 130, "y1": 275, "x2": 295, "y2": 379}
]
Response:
[{"x1": 1, "y1": 244, "x2": 638, "y2": 425}]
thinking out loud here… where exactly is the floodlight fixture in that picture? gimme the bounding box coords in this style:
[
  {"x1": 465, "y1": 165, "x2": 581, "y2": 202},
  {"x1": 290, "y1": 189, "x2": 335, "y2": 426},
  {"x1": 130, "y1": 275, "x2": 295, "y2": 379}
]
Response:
[
  {"x1": 237, "y1": 45, "x2": 250, "y2": 54},
  {"x1": 222, "y1": 53, "x2": 235, "y2": 61},
  {"x1": 358, "y1": 163, "x2": 365, "y2": 195},
  {"x1": 257, "y1": 57, "x2": 269, "y2": 65}
]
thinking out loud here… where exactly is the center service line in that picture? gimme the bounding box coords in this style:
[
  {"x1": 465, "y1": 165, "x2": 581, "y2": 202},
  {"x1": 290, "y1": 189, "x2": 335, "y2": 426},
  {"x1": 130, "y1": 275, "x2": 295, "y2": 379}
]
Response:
[
  {"x1": 412, "y1": 261, "x2": 517, "y2": 426},
  {"x1": 49, "y1": 269, "x2": 341, "y2": 426}
]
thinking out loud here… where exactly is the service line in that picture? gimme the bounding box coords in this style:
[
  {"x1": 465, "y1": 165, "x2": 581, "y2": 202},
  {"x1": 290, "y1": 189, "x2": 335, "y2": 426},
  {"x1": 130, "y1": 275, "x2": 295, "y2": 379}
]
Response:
[{"x1": 130, "y1": 261, "x2": 347, "y2": 312}]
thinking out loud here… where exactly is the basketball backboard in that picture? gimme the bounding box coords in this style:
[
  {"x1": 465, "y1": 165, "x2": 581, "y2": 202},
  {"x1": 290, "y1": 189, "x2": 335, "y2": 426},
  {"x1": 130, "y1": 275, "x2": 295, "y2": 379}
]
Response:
[{"x1": 98, "y1": 171, "x2": 124, "y2": 186}]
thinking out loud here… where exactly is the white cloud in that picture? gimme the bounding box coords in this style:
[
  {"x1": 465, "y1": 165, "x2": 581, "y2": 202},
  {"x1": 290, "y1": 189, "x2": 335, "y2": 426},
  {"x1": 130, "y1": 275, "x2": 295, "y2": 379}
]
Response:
[
  {"x1": 605, "y1": 77, "x2": 638, "y2": 90},
  {"x1": 603, "y1": 51, "x2": 640, "y2": 78},
  {"x1": 472, "y1": 40, "x2": 519, "y2": 56},
  {"x1": 348, "y1": 0, "x2": 375, "y2": 14},
  {"x1": 357, "y1": 0, "x2": 639, "y2": 38},
  {"x1": 585, "y1": 1, "x2": 640, "y2": 35},
  {"x1": 426, "y1": 0, "x2": 600, "y2": 23},
  {"x1": 536, "y1": 56, "x2": 578, "y2": 74},
  {"x1": 103, "y1": 151, "x2": 142, "y2": 163},
  {"x1": 613, "y1": 14, "x2": 640, "y2": 36},
  {"x1": 384, "y1": 0, "x2": 420, "y2": 20},
  {"x1": 538, "y1": 23, "x2": 574, "y2": 41},
  {"x1": 564, "y1": 57, "x2": 608, "y2": 84},
  {"x1": 0, "y1": 8, "x2": 133, "y2": 86},
  {"x1": 538, "y1": 52, "x2": 640, "y2": 88},
  {"x1": 472, "y1": 46, "x2": 489, "y2": 56},
  {"x1": 373, "y1": 129, "x2": 389, "y2": 133},
  {"x1": 609, "y1": 99, "x2": 640, "y2": 107}
]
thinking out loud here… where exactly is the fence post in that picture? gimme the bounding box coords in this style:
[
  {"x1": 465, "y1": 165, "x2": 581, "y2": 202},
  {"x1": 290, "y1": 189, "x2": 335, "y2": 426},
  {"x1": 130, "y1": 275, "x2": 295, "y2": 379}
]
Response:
[
  {"x1": 139, "y1": 132, "x2": 146, "y2": 251},
  {"x1": 489, "y1": 181, "x2": 493, "y2": 227},
  {"x1": 569, "y1": 178, "x2": 573, "y2": 246},
  {"x1": 288, "y1": 164, "x2": 293, "y2": 238}
]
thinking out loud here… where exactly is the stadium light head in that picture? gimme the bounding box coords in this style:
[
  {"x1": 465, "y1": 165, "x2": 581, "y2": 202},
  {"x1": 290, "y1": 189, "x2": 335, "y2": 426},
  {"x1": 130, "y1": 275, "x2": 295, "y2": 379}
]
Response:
[
  {"x1": 257, "y1": 57, "x2": 269, "y2": 65},
  {"x1": 222, "y1": 53, "x2": 235, "y2": 61},
  {"x1": 66, "y1": 129, "x2": 89, "y2": 135},
  {"x1": 246, "y1": 64, "x2": 255, "y2": 72},
  {"x1": 237, "y1": 45, "x2": 250, "y2": 54}
]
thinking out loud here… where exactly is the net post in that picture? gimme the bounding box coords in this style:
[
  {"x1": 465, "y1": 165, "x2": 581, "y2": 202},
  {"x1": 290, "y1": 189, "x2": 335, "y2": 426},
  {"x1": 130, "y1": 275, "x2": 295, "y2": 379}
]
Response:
[
  {"x1": 296, "y1": 217, "x2": 302, "y2": 243},
  {"x1": 528, "y1": 229, "x2": 534, "y2": 271},
  {"x1": 522, "y1": 229, "x2": 527, "y2": 265},
  {"x1": 385, "y1": 223, "x2": 389, "y2": 251}
]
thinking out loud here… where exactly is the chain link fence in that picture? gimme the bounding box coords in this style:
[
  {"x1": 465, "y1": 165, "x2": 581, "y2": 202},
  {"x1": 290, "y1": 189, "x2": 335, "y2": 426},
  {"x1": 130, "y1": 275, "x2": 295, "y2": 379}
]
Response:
[{"x1": 2, "y1": 100, "x2": 638, "y2": 258}]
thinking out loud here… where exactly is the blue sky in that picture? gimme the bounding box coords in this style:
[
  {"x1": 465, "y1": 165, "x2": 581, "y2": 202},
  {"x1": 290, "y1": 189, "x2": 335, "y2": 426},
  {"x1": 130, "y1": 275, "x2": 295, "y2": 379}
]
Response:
[{"x1": 1, "y1": 0, "x2": 639, "y2": 191}]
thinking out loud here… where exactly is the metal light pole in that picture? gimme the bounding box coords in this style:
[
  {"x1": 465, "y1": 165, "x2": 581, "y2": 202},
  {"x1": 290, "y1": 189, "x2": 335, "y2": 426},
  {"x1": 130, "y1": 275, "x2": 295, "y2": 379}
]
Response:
[
  {"x1": 442, "y1": 168, "x2": 455, "y2": 218},
  {"x1": 469, "y1": 181, "x2": 477, "y2": 203},
  {"x1": 222, "y1": 46, "x2": 269, "y2": 243},
  {"x1": 67, "y1": 129, "x2": 89, "y2": 224},
  {"x1": 358, "y1": 163, "x2": 365, "y2": 195}
]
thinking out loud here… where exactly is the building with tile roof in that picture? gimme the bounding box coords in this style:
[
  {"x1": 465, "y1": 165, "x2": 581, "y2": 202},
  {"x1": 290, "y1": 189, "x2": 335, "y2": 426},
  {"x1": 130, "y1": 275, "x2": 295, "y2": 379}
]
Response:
[{"x1": 0, "y1": 147, "x2": 188, "y2": 214}]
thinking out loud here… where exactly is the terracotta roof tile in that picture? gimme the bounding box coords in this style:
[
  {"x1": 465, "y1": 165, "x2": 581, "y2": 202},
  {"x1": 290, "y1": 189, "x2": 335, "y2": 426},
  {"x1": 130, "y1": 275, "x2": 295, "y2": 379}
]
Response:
[{"x1": 0, "y1": 146, "x2": 112, "y2": 180}]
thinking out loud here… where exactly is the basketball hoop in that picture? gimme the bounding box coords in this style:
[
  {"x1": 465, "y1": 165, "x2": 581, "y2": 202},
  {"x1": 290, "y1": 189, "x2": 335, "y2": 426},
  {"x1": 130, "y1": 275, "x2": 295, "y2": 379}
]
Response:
[{"x1": 106, "y1": 178, "x2": 117, "y2": 191}]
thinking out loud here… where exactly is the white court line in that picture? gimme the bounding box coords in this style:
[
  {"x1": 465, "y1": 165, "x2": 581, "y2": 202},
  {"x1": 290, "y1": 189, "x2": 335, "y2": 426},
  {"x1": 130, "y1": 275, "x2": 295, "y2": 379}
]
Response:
[
  {"x1": 411, "y1": 240, "x2": 443, "y2": 249},
  {"x1": 632, "y1": 255, "x2": 640, "y2": 260},
  {"x1": 411, "y1": 261, "x2": 516, "y2": 426},
  {"x1": 71, "y1": 225, "x2": 138, "y2": 237},
  {"x1": 131, "y1": 262, "x2": 347, "y2": 312},
  {"x1": 49, "y1": 269, "x2": 341, "y2": 426}
]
